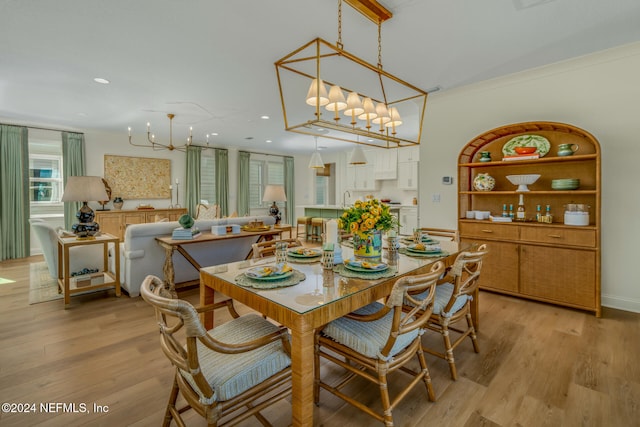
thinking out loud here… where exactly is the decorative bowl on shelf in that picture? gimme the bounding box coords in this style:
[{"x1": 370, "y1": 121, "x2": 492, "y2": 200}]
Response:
[
  {"x1": 473, "y1": 173, "x2": 496, "y2": 191},
  {"x1": 551, "y1": 178, "x2": 580, "y2": 190},
  {"x1": 514, "y1": 146, "x2": 537, "y2": 155},
  {"x1": 506, "y1": 174, "x2": 541, "y2": 192}
]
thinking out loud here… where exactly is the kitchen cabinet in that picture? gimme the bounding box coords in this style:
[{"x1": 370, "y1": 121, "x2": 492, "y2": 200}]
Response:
[
  {"x1": 397, "y1": 146, "x2": 419, "y2": 162},
  {"x1": 372, "y1": 149, "x2": 398, "y2": 180},
  {"x1": 399, "y1": 207, "x2": 417, "y2": 235},
  {"x1": 95, "y1": 208, "x2": 187, "y2": 241},
  {"x1": 397, "y1": 161, "x2": 418, "y2": 189},
  {"x1": 346, "y1": 164, "x2": 379, "y2": 191},
  {"x1": 458, "y1": 121, "x2": 601, "y2": 316}
]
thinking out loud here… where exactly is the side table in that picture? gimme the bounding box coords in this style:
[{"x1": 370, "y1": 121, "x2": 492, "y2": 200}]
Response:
[{"x1": 57, "y1": 233, "x2": 120, "y2": 307}]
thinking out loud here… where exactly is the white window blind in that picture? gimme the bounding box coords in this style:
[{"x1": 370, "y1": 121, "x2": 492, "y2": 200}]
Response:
[{"x1": 200, "y1": 149, "x2": 217, "y2": 204}]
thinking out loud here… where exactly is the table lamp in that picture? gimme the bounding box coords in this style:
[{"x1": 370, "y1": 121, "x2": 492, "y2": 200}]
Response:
[
  {"x1": 262, "y1": 185, "x2": 286, "y2": 225},
  {"x1": 61, "y1": 176, "x2": 109, "y2": 239}
]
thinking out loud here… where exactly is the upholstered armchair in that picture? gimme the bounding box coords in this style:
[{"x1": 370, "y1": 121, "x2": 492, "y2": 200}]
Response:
[{"x1": 29, "y1": 219, "x2": 105, "y2": 279}]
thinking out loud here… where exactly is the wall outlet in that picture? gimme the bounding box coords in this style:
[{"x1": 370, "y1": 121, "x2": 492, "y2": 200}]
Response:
[{"x1": 432, "y1": 193, "x2": 441, "y2": 203}]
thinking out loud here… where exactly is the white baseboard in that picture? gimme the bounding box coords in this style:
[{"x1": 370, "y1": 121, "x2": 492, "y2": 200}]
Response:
[{"x1": 602, "y1": 294, "x2": 640, "y2": 314}]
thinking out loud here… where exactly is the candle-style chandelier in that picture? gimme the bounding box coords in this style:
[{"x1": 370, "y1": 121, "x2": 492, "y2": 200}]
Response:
[
  {"x1": 128, "y1": 113, "x2": 193, "y2": 152},
  {"x1": 275, "y1": 0, "x2": 429, "y2": 149}
]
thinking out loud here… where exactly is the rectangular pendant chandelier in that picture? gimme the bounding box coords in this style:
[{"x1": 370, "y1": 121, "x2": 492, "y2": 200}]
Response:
[{"x1": 275, "y1": 36, "x2": 428, "y2": 149}]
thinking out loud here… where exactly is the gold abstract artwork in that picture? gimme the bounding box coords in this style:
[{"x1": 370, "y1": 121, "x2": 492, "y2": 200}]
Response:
[{"x1": 104, "y1": 155, "x2": 171, "y2": 199}]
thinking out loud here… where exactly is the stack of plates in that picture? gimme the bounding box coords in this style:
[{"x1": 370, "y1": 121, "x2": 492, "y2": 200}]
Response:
[{"x1": 551, "y1": 178, "x2": 580, "y2": 190}]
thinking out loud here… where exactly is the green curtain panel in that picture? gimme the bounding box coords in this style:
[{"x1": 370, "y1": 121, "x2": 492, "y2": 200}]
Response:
[
  {"x1": 185, "y1": 146, "x2": 202, "y2": 217},
  {"x1": 61, "y1": 132, "x2": 85, "y2": 231},
  {"x1": 215, "y1": 148, "x2": 229, "y2": 217},
  {"x1": 284, "y1": 156, "x2": 295, "y2": 225},
  {"x1": 237, "y1": 151, "x2": 250, "y2": 216},
  {"x1": 0, "y1": 124, "x2": 29, "y2": 260}
]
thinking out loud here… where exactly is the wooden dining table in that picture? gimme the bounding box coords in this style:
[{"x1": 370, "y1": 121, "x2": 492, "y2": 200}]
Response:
[{"x1": 200, "y1": 240, "x2": 472, "y2": 426}]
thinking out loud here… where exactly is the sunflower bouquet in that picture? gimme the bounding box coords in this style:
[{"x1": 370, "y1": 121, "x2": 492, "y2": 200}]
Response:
[{"x1": 338, "y1": 198, "x2": 398, "y2": 234}]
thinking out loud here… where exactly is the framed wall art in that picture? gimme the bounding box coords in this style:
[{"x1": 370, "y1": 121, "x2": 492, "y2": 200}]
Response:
[{"x1": 104, "y1": 155, "x2": 171, "y2": 199}]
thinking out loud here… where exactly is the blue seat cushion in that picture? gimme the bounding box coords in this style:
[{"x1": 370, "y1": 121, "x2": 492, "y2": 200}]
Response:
[
  {"x1": 180, "y1": 314, "x2": 291, "y2": 404},
  {"x1": 406, "y1": 282, "x2": 470, "y2": 318},
  {"x1": 321, "y1": 302, "x2": 419, "y2": 361}
]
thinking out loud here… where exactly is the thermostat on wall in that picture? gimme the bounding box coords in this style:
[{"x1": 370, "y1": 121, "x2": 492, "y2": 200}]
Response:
[{"x1": 442, "y1": 176, "x2": 454, "y2": 185}]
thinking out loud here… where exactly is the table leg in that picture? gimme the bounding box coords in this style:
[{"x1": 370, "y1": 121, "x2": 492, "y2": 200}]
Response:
[
  {"x1": 64, "y1": 245, "x2": 71, "y2": 307},
  {"x1": 290, "y1": 322, "x2": 316, "y2": 427},
  {"x1": 200, "y1": 282, "x2": 215, "y2": 330},
  {"x1": 160, "y1": 244, "x2": 178, "y2": 297}
]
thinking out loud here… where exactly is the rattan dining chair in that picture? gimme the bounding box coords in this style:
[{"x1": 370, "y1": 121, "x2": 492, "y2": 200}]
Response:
[
  {"x1": 251, "y1": 238, "x2": 302, "y2": 259},
  {"x1": 411, "y1": 244, "x2": 488, "y2": 380},
  {"x1": 140, "y1": 275, "x2": 292, "y2": 427},
  {"x1": 418, "y1": 227, "x2": 459, "y2": 242},
  {"x1": 314, "y1": 261, "x2": 445, "y2": 427}
]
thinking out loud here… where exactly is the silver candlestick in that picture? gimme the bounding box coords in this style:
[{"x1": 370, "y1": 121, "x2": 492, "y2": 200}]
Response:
[{"x1": 174, "y1": 183, "x2": 181, "y2": 208}]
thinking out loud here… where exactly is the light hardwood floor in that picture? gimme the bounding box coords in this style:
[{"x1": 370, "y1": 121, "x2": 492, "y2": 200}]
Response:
[{"x1": 1, "y1": 255, "x2": 639, "y2": 426}]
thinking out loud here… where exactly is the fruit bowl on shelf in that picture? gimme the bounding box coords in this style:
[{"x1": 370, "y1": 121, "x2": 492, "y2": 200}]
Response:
[
  {"x1": 506, "y1": 174, "x2": 541, "y2": 192},
  {"x1": 514, "y1": 146, "x2": 537, "y2": 155}
]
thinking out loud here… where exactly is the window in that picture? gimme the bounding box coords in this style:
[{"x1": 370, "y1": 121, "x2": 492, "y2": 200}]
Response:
[
  {"x1": 200, "y1": 149, "x2": 217, "y2": 204},
  {"x1": 315, "y1": 174, "x2": 328, "y2": 205},
  {"x1": 29, "y1": 131, "x2": 63, "y2": 217},
  {"x1": 248, "y1": 155, "x2": 285, "y2": 216}
]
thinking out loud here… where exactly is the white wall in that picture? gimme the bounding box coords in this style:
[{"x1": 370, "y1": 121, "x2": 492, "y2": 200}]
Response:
[{"x1": 418, "y1": 41, "x2": 640, "y2": 313}]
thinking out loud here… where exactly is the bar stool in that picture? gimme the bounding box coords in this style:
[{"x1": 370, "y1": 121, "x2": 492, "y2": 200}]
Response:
[
  {"x1": 310, "y1": 217, "x2": 325, "y2": 242},
  {"x1": 296, "y1": 216, "x2": 312, "y2": 240}
]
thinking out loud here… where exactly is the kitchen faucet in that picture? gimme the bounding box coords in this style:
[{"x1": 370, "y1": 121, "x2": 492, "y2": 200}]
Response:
[{"x1": 343, "y1": 190, "x2": 351, "y2": 208}]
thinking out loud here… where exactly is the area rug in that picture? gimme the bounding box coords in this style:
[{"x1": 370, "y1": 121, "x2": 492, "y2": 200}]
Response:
[{"x1": 29, "y1": 262, "x2": 62, "y2": 304}]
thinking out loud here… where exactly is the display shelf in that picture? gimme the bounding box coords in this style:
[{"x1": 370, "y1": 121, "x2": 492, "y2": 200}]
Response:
[{"x1": 458, "y1": 121, "x2": 601, "y2": 317}]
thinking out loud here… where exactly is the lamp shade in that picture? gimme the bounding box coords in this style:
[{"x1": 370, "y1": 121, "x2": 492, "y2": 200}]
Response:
[
  {"x1": 385, "y1": 107, "x2": 403, "y2": 128},
  {"x1": 357, "y1": 97, "x2": 378, "y2": 121},
  {"x1": 262, "y1": 185, "x2": 287, "y2": 202},
  {"x1": 308, "y1": 151, "x2": 325, "y2": 169},
  {"x1": 61, "y1": 176, "x2": 109, "y2": 202},
  {"x1": 372, "y1": 103, "x2": 391, "y2": 125},
  {"x1": 305, "y1": 78, "x2": 329, "y2": 107},
  {"x1": 325, "y1": 85, "x2": 347, "y2": 112},
  {"x1": 349, "y1": 145, "x2": 368, "y2": 165},
  {"x1": 343, "y1": 92, "x2": 364, "y2": 117}
]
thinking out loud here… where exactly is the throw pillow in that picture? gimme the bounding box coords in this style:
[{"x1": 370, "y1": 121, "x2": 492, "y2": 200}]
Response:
[{"x1": 197, "y1": 204, "x2": 219, "y2": 220}]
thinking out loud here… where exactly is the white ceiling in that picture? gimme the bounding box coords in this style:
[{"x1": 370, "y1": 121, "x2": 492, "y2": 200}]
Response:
[{"x1": 2, "y1": 0, "x2": 640, "y2": 154}]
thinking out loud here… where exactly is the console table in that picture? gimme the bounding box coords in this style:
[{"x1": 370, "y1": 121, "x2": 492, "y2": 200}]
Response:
[
  {"x1": 156, "y1": 228, "x2": 283, "y2": 292},
  {"x1": 95, "y1": 208, "x2": 187, "y2": 240}
]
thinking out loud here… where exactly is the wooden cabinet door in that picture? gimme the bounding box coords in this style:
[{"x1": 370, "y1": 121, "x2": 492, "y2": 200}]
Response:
[
  {"x1": 463, "y1": 238, "x2": 519, "y2": 293},
  {"x1": 520, "y1": 245, "x2": 596, "y2": 309},
  {"x1": 96, "y1": 213, "x2": 123, "y2": 240},
  {"x1": 168, "y1": 209, "x2": 186, "y2": 221}
]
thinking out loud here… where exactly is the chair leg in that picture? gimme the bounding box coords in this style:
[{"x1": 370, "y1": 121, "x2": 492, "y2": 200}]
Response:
[
  {"x1": 441, "y1": 324, "x2": 458, "y2": 380},
  {"x1": 376, "y1": 366, "x2": 394, "y2": 427},
  {"x1": 164, "y1": 375, "x2": 181, "y2": 427},
  {"x1": 416, "y1": 347, "x2": 436, "y2": 402},
  {"x1": 466, "y1": 311, "x2": 480, "y2": 353}
]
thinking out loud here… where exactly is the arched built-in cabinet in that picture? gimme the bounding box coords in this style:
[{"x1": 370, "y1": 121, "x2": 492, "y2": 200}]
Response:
[{"x1": 458, "y1": 122, "x2": 601, "y2": 316}]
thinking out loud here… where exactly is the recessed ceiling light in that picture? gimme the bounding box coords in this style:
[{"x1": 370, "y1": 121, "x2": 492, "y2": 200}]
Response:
[
  {"x1": 210, "y1": 132, "x2": 218, "y2": 136},
  {"x1": 245, "y1": 137, "x2": 254, "y2": 140},
  {"x1": 260, "y1": 115, "x2": 270, "y2": 120},
  {"x1": 266, "y1": 140, "x2": 272, "y2": 143},
  {"x1": 93, "y1": 77, "x2": 110, "y2": 84}
]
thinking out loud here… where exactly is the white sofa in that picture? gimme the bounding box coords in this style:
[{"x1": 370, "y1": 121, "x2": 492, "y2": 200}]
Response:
[{"x1": 118, "y1": 216, "x2": 276, "y2": 297}]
